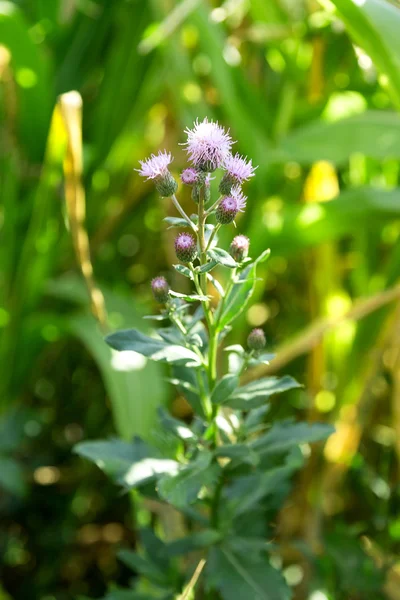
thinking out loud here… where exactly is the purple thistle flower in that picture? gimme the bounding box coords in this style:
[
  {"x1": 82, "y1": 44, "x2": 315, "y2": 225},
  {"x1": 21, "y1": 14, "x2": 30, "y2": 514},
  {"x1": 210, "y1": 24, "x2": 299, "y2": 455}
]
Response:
[
  {"x1": 174, "y1": 232, "x2": 197, "y2": 263},
  {"x1": 181, "y1": 168, "x2": 199, "y2": 186},
  {"x1": 215, "y1": 185, "x2": 247, "y2": 225},
  {"x1": 184, "y1": 117, "x2": 233, "y2": 172},
  {"x1": 220, "y1": 153, "x2": 257, "y2": 194},
  {"x1": 230, "y1": 235, "x2": 250, "y2": 262},
  {"x1": 247, "y1": 328, "x2": 266, "y2": 351},
  {"x1": 137, "y1": 151, "x2": 177, "y2": 197},
  {"x1": 151, "y1": 276, "x2": 170, "y2": 303}
]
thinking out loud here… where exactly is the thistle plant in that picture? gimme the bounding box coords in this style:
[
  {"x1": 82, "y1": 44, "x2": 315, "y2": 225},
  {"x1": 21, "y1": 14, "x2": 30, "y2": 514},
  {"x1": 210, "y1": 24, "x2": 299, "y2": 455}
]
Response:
[{"x1": 76, "y1": 118, "x2": 333, "y2": 600}]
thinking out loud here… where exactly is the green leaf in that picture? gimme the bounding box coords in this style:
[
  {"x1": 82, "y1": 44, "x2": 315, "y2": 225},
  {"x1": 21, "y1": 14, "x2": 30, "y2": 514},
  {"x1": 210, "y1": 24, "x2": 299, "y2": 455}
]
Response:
[
  {"x1": 157, "y1": 407, "x2": 196, "y2": 441},
  {"x1": 249, "y1": 353, "x2": 276, "y2": 366},
  {"x1": 173, "y1": 264, "x2": 193, "y2": 279},
  {"x1": 196, "y1": 260, "x2": 218, "y2": 274},
  {"x1": 105, "y1": 329, "x2": 201, "y2": 367},
  {"x1": 169, "y1": 290, "x2": 209, "y2": 302},
  {"x1": 118, "y1": 550, "x2": 169, "y2": 587},
  {"x1": 164, "y1": 216, "x2": 190, "y2": 228},
  {"x1": 224, "y1": 375, "x2": 301, "y2": 409},
  {"x1": 214, "y1": 444, "x2": 259, "y2": 466},
  {"x1": 208, "y1": 247, "x2": 238, "y2": 268},
  {"x1": 206, "y1": 545, "x2": 291, "y2": 600},
  {"x1": 224, "y1": 465, "x2": 296, "y2": 517},
  {"x1": 251, "y1": 420, "x2": 335, "y2": 456},
  {"x1": 211, "y1": 374, "x2": 239, "y2": 405},
  {"x1": 166, "y1": 529, "x2": 222, "y2": 557},
  {"x1": 74, "y1": 437, "x2": 179, "y2": 488},
  {"x1": 158, "y1": 451, "x2": 219, "y2": 507},
  {"x1": 331, "y1": 0, "x2": 400, "y2": 109},
  {"x1": 280, "y1": 111, "x2": 400, "y2": 164},
  {"x1": 218, "y1": 249, "x2": 270, "y2": 330}
]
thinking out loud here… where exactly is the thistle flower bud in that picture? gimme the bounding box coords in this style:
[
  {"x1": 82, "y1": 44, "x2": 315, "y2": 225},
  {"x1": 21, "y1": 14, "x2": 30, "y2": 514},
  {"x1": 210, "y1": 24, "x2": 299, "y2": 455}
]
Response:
[
  {"x1": 151, "y1": 276, "x2": 170, "y2": 303},
  {"x1": 216, "y1": 186, "x2": 247, "y2": 225},
  {"x1": 174, "y1": 232, "x2": 197, "y2": 263},
  {"x1": 247, "y1": 328, "x2": 266, "y2": 351},
  {"x1": 155, "y1": 172, "x2": 178, "y2": 197},
  {"x1": 230, "y1": 235, "x2": 250, "y2": 262},
  {"x1": 181, "y1": 168, "x2": 198, "y2": 186}
]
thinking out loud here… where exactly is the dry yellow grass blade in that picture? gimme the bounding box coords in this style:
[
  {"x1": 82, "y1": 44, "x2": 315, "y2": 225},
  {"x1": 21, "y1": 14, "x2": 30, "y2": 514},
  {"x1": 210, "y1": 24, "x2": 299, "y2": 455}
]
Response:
[{"x1": 56, "y1": 91, "x2": 107, "y2": 329}]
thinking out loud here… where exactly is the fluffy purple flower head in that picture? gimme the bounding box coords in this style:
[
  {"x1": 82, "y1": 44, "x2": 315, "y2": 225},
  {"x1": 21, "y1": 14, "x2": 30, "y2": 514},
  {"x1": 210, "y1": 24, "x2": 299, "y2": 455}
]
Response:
[
  {"x1": 181, "y1": 168, "x2": 199, "y2": 186},
  {"x1": 230, "y1": 235, "x2": 250, "y2": 262},
  {"x1": 138, "y1": 150, "x2": 172, "y2": 180},
  {"x1": 151, "y1": 276, "x2": 170, "y2": 303},
  {"x1": 174, "y1": 232, "x2": 197, "y2": 263},
  {"x1": 137, "y1": 151, "x2": 177, "y2": 196},
  {"x1": 215, "y1": 185, "x2": 247, "y2": 225},
  {"x1": 247, "y1": 328, "x2": 266, "y2": 351},
  {"x1": 184, "y1": 117, "x2": 233, "y2": 172},
  {"x1": 224, "y1": 153, "x2": 256, "y2": 182}
]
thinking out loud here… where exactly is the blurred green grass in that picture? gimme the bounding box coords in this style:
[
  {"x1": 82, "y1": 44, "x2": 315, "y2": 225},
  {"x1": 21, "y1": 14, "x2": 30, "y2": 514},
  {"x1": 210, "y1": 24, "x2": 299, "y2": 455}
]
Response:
[{"x1": 1, "y1": 0, "x2": 400, "y2": 598}]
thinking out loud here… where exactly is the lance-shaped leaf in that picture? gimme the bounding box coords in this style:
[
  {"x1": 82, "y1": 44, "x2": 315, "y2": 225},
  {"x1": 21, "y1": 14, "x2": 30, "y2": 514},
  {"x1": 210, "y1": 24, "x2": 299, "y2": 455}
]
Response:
[
  {"x1": 169, "y1": 290, "x2": 209, "y2": 302},
  {"x1": 166, "y1": 529, "x2": 222, "y2": 557},
  {"x1": 74, "y1": 437, "x2": 179, "y2": 488},
  {"x1": 105, "y1": 329, "x2": 201, "y2": 367},
  {"x1": 217, "y1": 249, "x2": 270, "y2": 330},
  {"x1": 211, "y1": 374, "x2": 239, "y2": 405},
  {"x1": 222, "y1": 375, "x2": 301, "y2": 409},
  {"x1": 173, "y1": 264, "x2": 193, "y2": 279},
  {"x1": 157, "y1": 407, "x2": 196, "y2": 441},
  {"x1": 251, "y1": 420, "x2": 334, "y2": 457}
]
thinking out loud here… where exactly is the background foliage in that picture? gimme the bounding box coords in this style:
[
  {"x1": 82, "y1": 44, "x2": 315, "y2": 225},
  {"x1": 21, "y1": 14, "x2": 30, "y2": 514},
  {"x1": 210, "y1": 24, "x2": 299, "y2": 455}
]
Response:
[{"x1": 1, "y1": 0, "x2": 400, "y2": 599}]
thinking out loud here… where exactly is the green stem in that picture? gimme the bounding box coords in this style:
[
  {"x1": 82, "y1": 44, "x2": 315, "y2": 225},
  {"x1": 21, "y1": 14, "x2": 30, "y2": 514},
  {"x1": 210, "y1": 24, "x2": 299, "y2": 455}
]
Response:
[
  {"x1": 171, "y1": 193, "x2": 197, "y2": 233},
  {"x1": 205, "y1": 195, "x2": 222, "y2": 216}
]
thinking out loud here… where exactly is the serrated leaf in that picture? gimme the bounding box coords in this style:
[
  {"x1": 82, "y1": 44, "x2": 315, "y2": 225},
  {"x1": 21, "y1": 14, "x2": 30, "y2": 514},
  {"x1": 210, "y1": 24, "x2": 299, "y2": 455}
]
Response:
[
  {"x1": 251, "y1": 420, "x2": 334, "y2": 456},
  {"x1": 217, "y1": 249, "x2": 270, "y2": 330},
  {"x1": 105, "y1": 329, "x2": 201, "y2": 367},
  {"x1": 74, "y1": 437, "x2": 179, "y2": 488},
  {"x1": 173, "y1": 264, "x2": 193, "y2": 279},
  {"x1": 211, "y1": 374, "x2": 239, "y2": 405},
  {"x1": 206, "y1": 545, "x2": 291, "y2": 600},
  {"x1": 169, "y1": 290, "x2": 209, "y2": 302},
  {"x1": 209, "y1": 247, "x2": 238, "y2": 268},
  {"x1": 223, "y1": 375, "x2": 301, "y2": 409},
  {"x1": 158, "y1": 451, "x2": 219, "y2": 508}
]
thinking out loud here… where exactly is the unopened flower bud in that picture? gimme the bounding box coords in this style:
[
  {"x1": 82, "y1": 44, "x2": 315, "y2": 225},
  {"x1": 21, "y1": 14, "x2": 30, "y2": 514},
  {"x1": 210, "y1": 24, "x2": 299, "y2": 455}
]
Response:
[
  {"x1": 230, "y1": 235, "x2": 249, "y2": 262},
  {"x1": 215, "y1": 187, "x2": 247, "y2": 225},
  {"x1": 181, "y1": 168, "x2": 198, "y2": 186},
  {"x1": 151, "y1": 276, "x2": 170, "y2": 303},
  {"x1": 247, "y1": 328, "x2": 266, "y2": 351},
  {"x1": 154, "y1": 172, "x2": 178, "y2": 197},
  {"x1": 219, "y1": 173, "x2": 235, "y2": 195},
  {"x1": 174, "y1": 232, "x2": 197, "y2": 263}
]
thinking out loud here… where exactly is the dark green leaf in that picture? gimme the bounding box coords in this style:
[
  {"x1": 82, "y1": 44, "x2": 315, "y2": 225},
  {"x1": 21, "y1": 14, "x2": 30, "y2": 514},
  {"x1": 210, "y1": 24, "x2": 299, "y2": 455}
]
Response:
[
  {"x1": 214, "y1": 444, "x2": 259, "y2": 466},
  {"x1": 206, "y1": 545, "x2": 291, "y2": 600},
  {"x1": 157, "y1": 407, "x2": 196, "y2": 441},
  {"x1": 211, "y1": 374, "x2": 239, "y2": 405},
  {"x1": 164, "y1": 216, "x2": 190, "y2": 228},
  {"x1": 158, "y1": 451, "x2": 219, "y2": 507},
  {"x1": 224, "y1": 375, "x2": 301, "y2": 409},
  {"x1": 252, "y1": 420, "x2": 335, "y2": 456},
  {"x1": 105, "y1": 329, "x2": 201, "y2": 366},
  {"x1": 209, "y1": 247, "x2": 238, "y2": 268},
  {"x1": 118, "y1": 550, "x2": 169, "y2": 586},
  {"x1": 74, "y1": 437, "x2": 179, "y2": 488},
  {"x1": 196, "y1": 260, "x2": 218, "y2": 273},
  {"x1": 166, "y1": 529, "x2": 222, "y2": 557},
  {"x1": 218, "y1": 249, "x2": 270, "y2": 330}
]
